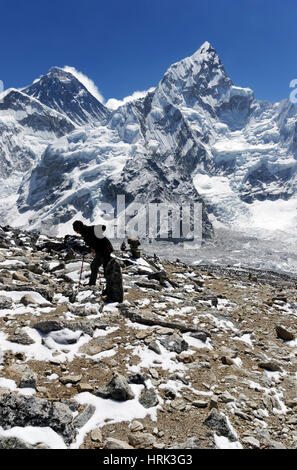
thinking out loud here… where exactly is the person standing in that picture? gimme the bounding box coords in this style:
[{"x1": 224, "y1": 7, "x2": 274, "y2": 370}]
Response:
[{"x1": 72, "y1": 220, "x2": 113, "y2": 286}]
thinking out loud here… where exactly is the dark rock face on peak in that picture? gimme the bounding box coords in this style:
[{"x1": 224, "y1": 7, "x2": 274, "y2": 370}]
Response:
[{"x1": 23, "y1": 67, "x2": 110, "y2": 125}]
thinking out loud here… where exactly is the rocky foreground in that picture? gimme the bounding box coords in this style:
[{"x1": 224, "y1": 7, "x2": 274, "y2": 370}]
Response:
[{"x1": 0, "y1": 226, "x2": 297, "y2": 450}]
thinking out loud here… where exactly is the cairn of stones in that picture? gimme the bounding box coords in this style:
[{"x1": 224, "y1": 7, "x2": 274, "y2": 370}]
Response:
[{"x1": 128, "y1": 238, "x2": 141, "y2": 259}]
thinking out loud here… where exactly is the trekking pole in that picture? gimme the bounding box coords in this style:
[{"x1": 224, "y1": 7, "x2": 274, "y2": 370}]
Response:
[{"x1": 78, "y1": 253, "x2": 85, "y2": 288}]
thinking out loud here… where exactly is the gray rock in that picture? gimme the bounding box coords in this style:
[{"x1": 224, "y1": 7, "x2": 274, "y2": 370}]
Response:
[
  {"x1": 135, "y1": 280, "x2": 162, "y2": 291},
  {"x1": 34, "y1": 320, "x2": 65, "y2": 333},
  {"x1": 275, "y1": 325, "x2": 295, "y2": 341},
  {"x1": 127, "y1": 373, "x2": 147, "y2": 385},
  {"x1": 0, "y1": 436, "x2": 50, "y2": 449},
  {"x1": 8, "y1": 328, "x2": 35, "y2": 345},
  {"x1": 220, "y1": 391, "x2": 235, "y2": 403},
  {"x1": 169, "y1": 437, "x2": 200, "y2": 449},
  {"x1": 147, "y1": 270, "x2": 168, "y2": 285},
  {"x1": 128, "y1": 432, "x2": 156, "y2": 448},
  {"x1": 158, "y1": 333, "x2": 189, "y2": 354},
  {"x1": 192, "y1": 400, "x2": 208, "y2": 408},
  {"x1": 19, "y1": 371, "x2": 37, "y2": 389},
  {"x1": 20, "y1": 294, "x2": 38, "y2": 306},
  {"x1": 78, "y1": 337, "x2": 113, "y2": 356},
  {"x1": 164, "y1": 388, "x2": 177, "y2": 399},
  {"x1": 120, "y1": 308, "x2": 207, "y2": 334},
  {"x1": 129, "y1": 420, "x2": 144, "y2": 432},
  {"x1": 73, "y1": 404, "x2": 96, "y2": 428},
  {"x1": 91, "y1": 428, "x2": 103, "y2": 442},
  {"x1": 0, "y1": 394, "x2": 75, "y2": 444},
  {"x1": 258, "y1": 361, "x2": 282, "y2": 372},
  {"x1": 59, "y1": 375, "x2": 82, "y2": 385},
  {"x1": 242, "y1": 436, "x2": 260, "y2": 448},
  {"x1": 264, "y1": 438, "x2": 287, "y2": 449},
  {"x1": 139, "y1": 388, "x2": 159, "y2": 408},
  {"x1": 0, "y1": 295, "x2": 12, "y2": 309},
  {"x1": 95, "y1": 373, "x2": 135, "y2": 401},
  {"x1": 147, "y1": 340, "x2": 161, "y2": 355},
  {"x1": 105, "y1": 438, "x2": 134, "y2": 449},
  {"x1": 190, "y1": 332, "x2": 208, "y2": 342},
  {"x1": 203, "y1": 409, "x2": 237, "y2": 442}
]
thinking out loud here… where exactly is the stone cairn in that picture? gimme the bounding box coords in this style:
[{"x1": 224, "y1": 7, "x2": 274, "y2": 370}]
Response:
[{"x1": 128, "y1": 238, "x2": 141, "y2": 259}]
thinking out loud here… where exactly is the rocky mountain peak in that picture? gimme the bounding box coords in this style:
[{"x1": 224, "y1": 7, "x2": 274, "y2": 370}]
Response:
[{"x1": 23, "y1": 67, "x2": 110, "y2": 126}]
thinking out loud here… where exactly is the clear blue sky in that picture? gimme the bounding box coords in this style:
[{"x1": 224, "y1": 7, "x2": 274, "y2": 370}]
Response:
[{"x1": 1, "y1": 0, "x2": 297, "y2": 103}]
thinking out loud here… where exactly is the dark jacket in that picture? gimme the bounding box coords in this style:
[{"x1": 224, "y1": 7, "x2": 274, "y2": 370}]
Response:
[{"x1": 80, "y1": 225, "x2": 113, "y2": 256}]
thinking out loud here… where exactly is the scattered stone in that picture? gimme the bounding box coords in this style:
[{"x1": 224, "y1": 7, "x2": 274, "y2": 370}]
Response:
[
  {"x1": 0, "y1": 394, "x2": 75, "y2": 444},
  {"x1": 147, "y1": 340, "x2": 161, "y2": 355},
  {"x1": 8, "y1": 328, "x2": 35, "y2": 345},
  {"x1": 95, "y1": 373, "x2": 135, "y2": 401},
  {"x1": 286, "y1": 398, "x2": 297, "y2": 409},
  {"x1": 59, "y1": 375, "x2": 82, "y2": 385},
  {"x1": 242, "y1": 436, "x2": 260, "y2": 448},
  {"x1": 220, "y1": 391, "x2": 235, "y2": 403},
  {"x1": 190, "y1": 332, "x2": 208, "y2": 342},
  {"x1": 20, "y1": 294, "x2": 38, "y2": 306},
  {"x1": 192, "y1": 400, "x2": 208, "y2": 408},
  {"x1": 149, "y1": 368, "x2": 159, "y2": 379},
  {"x1": 258, "y1": 361, "x2": 282, "y2": 372},
  {"x1": 78, "y1": 338, "x2": 113, "y2": 356},
  {"x1": 127, "y1": 373, "x2": 147, "y2": 385},
  {"x1": 155, "y1": 327, "x2": 174, "y2": 335},
  {"x1": 128, "y1": 432, "x2": 156, "y2": 449},
  {"x1": 170, "y1": 399, "x2": 186, "y2": 411},
  {"x1": 209, "y1": 395, "x2": 219, "y2": 410},
  {"x1": 91, "y1": 428, "x2": 103, "y2": 442},
  {"x1": 275, "y1": 325, "x2": 295, "y2": 341},
  {"x1": 19, "y1": 371, "x2": 37, "y2": 389},
  {"x1": 12, "y1": 272, "x2": 28, "y2": 282},
  {"x1": 221, "y1": 356, "x2": 234, "y2": 366},
  {"x1": 180, "y1": 351, "x2": 197, "y2": 363},
  {"x1": 77, "y1": 383, "x2": 94, "y2": 393},
  {"x1": 264, "y1": 439, "x2": 287, "y2": 450},
  {"x1": 135, "y1": 280, "x2": 162, "y2": 291},
  {"x1": 203, "y1": 409, "x2": 237, "y2": 442},
  {"x1": 105, "y1": 438, "x2": 134, "y2": 449},
  {"x1": 129, "y1": 421, "x2": 144, "y2": 432},
  {"x1": 136, "y1": 329, "x2": 153, "y2": 340},
  {"x1": 73, "y1": 404, "x2": 96, "y2": 428},
  {"x1": 139, "y1": 388, "x2": 159, "y2": 408},
  {"x1": 159, "y1": 334, "x2": 188, "y2": 354},
  {"x1": 169, "y1": 437, "x2": 200, "y2": 449},
  {"x1": 164, "y1": 388, "x2": 177, "y2": 400},
  {"x1": 34, "y1": 320, "x2": 65, "y2": 333},
  {"x1": 0, "y1": 296, "x2": 13, "y2": 309},
  {"x1": 0, "y1": 436, "x2": 50, "y2": 449}
]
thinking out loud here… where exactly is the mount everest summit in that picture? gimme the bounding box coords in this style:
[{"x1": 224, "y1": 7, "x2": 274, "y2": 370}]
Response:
[{"x1": 0, "y1": 41, "x2": 297, "y2": 240}]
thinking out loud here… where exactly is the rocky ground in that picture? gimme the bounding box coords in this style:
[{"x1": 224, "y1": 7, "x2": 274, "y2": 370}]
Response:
[{"x1": 0, "y1": 225, "x2": 297, "y2": 450}]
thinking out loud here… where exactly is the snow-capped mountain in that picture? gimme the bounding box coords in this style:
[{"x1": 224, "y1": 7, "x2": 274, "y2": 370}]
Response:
[
  {"x1": 0, "y1": 88, "x2": 76, "y2": 222},
  {"x1": 23, "y1": 67, "x2": 110, "y2": 126},
  {"x1": 1, "y1": 41, "x2": 297, "y2": 239}
]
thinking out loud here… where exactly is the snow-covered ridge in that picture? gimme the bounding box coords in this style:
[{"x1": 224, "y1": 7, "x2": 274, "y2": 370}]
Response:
[{"x1": 0, "y1": 41, "x2": 297, "y2": 240}]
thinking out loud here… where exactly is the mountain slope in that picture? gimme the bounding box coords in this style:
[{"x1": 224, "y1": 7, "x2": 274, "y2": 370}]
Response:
[
  {"x1": 1, "y1": 41, "x2": 297, "y2": 238},
  {"x1": 23, "y1": 67, "x2": 110, "y2": 126}
]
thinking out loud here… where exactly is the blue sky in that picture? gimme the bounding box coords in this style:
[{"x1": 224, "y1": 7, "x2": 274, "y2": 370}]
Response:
[{"x1": 1, "y1": 0, "x2": 297, "y2": 103}]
